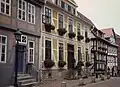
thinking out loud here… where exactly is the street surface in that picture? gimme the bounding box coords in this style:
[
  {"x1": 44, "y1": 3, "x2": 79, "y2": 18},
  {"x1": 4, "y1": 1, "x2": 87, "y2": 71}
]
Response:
[{"x1": 84, "y1": 77, "x2": 120, "y2": 87}]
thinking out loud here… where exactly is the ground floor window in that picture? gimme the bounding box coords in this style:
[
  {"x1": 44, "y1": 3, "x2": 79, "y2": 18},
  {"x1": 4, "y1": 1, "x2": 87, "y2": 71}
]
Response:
[
  {"x1": 59, "y1": 43, "x2": 63, "y2": 60},
  {"x1": 28, "y1": 41, "x2": 35, "y2": 63},
  {"x1": 45, "y1": 40, "x2": 51, "y2": 60},
  {"x1": 0, "y1": 35, "x2": 7, "y2": 63}
]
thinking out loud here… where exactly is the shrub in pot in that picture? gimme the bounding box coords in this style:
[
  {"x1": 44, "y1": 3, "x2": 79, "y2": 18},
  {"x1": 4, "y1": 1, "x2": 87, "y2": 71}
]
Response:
[
  {"x1": 44, "y1": 59, "x2": 55, "y2": 68},
  {"x1": 58, "y1": 60, "x2": 66, "y2": 68}
]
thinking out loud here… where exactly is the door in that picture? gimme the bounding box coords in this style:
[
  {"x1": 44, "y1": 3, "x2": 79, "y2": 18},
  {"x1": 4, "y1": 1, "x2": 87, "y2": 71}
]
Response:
[
  {"x1": 17, "y1": 45, "x2": 26, "y2": 72},
  {"x1": 67, "y1": 44, "x2": 74, "y2": 69}
]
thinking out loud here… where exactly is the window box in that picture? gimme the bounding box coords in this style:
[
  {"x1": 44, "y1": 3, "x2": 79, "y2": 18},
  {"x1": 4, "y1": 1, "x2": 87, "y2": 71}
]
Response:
[
  {"x1": 58, "y1": 60, "x2": 66, "y2": 68},
  {"x1": 57, "y1": 28, "x2": 67, "y2": 36},
  {"x1": 77, "y1": 35, "x2": 84, "y2": 41},
  {"x1": 44, "y1": 59, "x2": 55, "y2": 68},
  {"x1": 44, "y1": 23, "x2": 55, "y2": 32},
  {"x1": 85, "y1": 61, "x2": 92, "y2": 67},
  {"x1": 85, "y1": 37, "x2": 90, "y2": 43},
  {"x1": 68, "y1": 32, "x2": 76, "y2": 39}
]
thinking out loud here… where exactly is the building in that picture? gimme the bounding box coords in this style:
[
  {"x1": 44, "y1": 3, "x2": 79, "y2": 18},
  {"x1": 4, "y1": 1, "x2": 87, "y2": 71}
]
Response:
[
  {"x1": 40, "y1": 0, "x2": 94, "y2": 79},
  {"x1": 101, "y1": 28, "x2": 118, "y2": 76},
  {"x1": 0, "y1": 0, "x2": 45, "y2": 86},
  {"x1": 116, "y1": 34, "x2": 120, "y2": 75},
  {"x1": 90, "y1": 27, "x2": 108, "y2": 77}
]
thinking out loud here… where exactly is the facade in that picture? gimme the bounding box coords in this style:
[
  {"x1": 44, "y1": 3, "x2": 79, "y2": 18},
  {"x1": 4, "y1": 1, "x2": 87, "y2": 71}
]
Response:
[
  {"x1": 116, "y1": 34, "x2": 120, "y2": 75},
  {"x1": 101, "y1": 28, "x2": 118, "y2": 75},
  {"x1": 0, "y1": 0, "x2": 45, "y2": 86},
  {"x1": 40, "y1": 0, "x2": 93, "y2": 79}
]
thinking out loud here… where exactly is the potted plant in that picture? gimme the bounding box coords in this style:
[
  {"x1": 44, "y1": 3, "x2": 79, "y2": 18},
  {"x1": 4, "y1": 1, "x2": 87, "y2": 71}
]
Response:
[
  {"x1": 85, "y1": 37, "x2": 90, "y2": 43},
  {"x1": 85, "y1": 61, "x2": 92, "y2": 67},
  {"x1": 57, "y1": 28, "x2": 67, "y2": 36},
  {"x1": 77, "y1": 34, "x2": 84, "y2": 41},
  {"x1": 44, "y1": 59, "x2": 55, "y2": 68},
  {"x1": 58, "y1": 60, "x2": 66, "y2": 68},
  {"x1": 44, "y1": 23, "x2": 55, "y2": 32},
  {"x1": 68, "y1": 32, "x2": 76, "y2": 39}
]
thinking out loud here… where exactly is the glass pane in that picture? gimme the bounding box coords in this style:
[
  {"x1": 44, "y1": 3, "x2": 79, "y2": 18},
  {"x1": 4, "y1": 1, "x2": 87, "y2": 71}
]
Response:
[
  {"x1": 22, "y1": 11, "x2": 25, "y2": 20},
  {"x1": 0, "y1": 36, "x2": 1, "y2": 43},
  {"x1": 32, "y1": 15, "x2": 34, "y2": 23},
  {"x1": 6, "y1": 5, "x2": 9, "y2": 14},
  {"x1": 19, "y1": 0, "x2": 22, "y2": 8},
  {"x1": 1, "y1": 54, "x2": 5, "y2": 61},
  {"x1": 23, "y1": 1, "x2": 25, "y2": 10},
  {"x1": 29, "y1": 42, "x2": 33, "y2": 48},
  {"x1": 28, "y1": 14, "x2": 31, "y2": 22},
  {"x1": 19, "y1": 10, "x2": 21, "y2": 19},
  {"x1": 28, "y1": 4, "x2": 31, "y2": 12},
  {"x1": 2, "y1": 45, "x2": 5, "y2": 53},
  {"x1": 6, "y1": 0, "x2": 9, "y2": 3},
  {"x1": 1, "y1": 3, "x2": 5, "y2": 13},
  {"x1": 22, "y1": 36, "x2": 26, "y2": 42},
  {"x1": 32, "y1": 6, "x2": 34, "y2": 14},
  {"x1": 2, "y1": 37, "x2": 6, "y2": 44}
]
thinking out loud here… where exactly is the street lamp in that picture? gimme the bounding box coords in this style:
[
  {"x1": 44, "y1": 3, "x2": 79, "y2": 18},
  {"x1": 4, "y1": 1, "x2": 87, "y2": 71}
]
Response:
[{"x1": 14, "y1": 29, "x2": 22, "y2": 87}]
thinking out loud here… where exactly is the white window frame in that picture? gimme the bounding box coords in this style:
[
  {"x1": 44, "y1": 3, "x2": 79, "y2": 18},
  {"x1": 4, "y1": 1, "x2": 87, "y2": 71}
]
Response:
[
  {"x1": 17, "y1": 0, "x2": 27, "y2": 21},
  {"x1": 28, "y1": 41, "x2": 35, "y2": 63},
  {"x1": 0, "y1": 35, "x2": 7, "y2": 63},
  {"x1": 28, "y1": 3, "x2": 35, "y2": 24},
  {"x1": 68, "y1": 17, "x2": 74, "y2": 32},
  {"x1": 58, "y1": 13, "x2": 64, "y2": 29},
  {"x1": 0, "y1": 0, "x2": 11, "y2": 16}
]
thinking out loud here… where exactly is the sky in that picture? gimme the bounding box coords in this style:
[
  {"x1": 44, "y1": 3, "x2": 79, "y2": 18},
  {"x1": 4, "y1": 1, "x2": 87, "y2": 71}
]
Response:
[{"x1": 75, "y1": 0, "x2": 120, "y2": 34}]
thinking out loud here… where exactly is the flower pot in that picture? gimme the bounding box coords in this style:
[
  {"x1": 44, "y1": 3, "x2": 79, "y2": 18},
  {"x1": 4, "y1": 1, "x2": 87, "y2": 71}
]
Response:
[
  {"x1": 77, "y1": 35, "x2": 84, "y2": 41},
  {"x1": 68, "y1": 32, "x2": 76, "y2": 38},
  {"x1": 44, "y1": 23, "x2": 55, "y2": 32},
  {"x1": 85, "y1": 37, "x2": 90, "y2": 43},
  {"x1": 57, "y1": 28, "x2": 67, "y2": 36},
  {"x1": 44, "y1": 59, "x2": 55, "y2": 68},
  {"x1": 58, "y1": 60, "x2": 66, "y2": 68}
]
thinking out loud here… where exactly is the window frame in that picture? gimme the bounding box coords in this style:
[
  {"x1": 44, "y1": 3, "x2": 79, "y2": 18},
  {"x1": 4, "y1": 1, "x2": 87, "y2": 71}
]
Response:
[
  {"x1": 17, "y1": 0, "x2": 27, "y2": 21},
  {"x1": 45, "y1": 39, "x2": 51, "y2": 60},
  {"x1": 59, "y1": 42, "x2": 64, "y2": 61},
  {"x1": 0, "y1": 35, "x2": 7, "y2": 63},
  {"x1": 45, "y1": 7, "x2": 52, "y2": 24},
  {"x1": 77, "y1": 22, "x2": 81, "y2": 35},
  {"x1": 0, "y1": 0, "x2": 11, "y2": 16},
  {"x1": 28, "y1": 3, "x2": 35, "y2": 24},
  {"x1": 19, "y1": 35, "x2": 27, "y2": 44},
  {"x1": 28, "y1": 41, "x2": 35, "y2": 63}
]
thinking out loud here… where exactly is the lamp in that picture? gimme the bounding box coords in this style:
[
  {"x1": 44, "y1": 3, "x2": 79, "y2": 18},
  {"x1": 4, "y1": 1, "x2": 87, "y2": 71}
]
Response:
[{"x1": 14, "y1": 28, "x2": 22, "y2": 42}]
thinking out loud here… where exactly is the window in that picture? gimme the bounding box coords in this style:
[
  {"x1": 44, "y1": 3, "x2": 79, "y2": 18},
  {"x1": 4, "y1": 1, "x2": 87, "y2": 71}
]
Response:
[
  {"x1": 0, "y1": 0, "x2": 11, "y2": 15},
  {"x1": 85, "y1": 25, "x2": 88, "y2": 37},
  {"x1": 71, "y1": 7, "x2": 75, "y2": 15},
  {"x1": 77, "y1": 23, "x2": 81, "y2": 35},
  {"x1": 78, "y1": 47, "x2": 82, "y2": 61},
  {"x1": 59, "y1": 43, "x2": 63, "y2": 60},
  {"x1": 68, "y1": 5, "x2": 71, "y2": 12},
  {"x1": 28, "y1": 41, "x2": 34, "y2": 63},
  {"x1": 0, "y1": 35, "x2": 7, "y2": 63},
  {"x1": 58, "y1": 14, "x2": 63, "y2": 29},
  {"x1": 45, "y1": 40, "x2": 51, "y2": 60},
  {"x1": 61, "y1": 1, "x2": 65, "y2": 9},
  {"x1": 45, "y1": 7, "x2": 51, "y2": 24},
  {"x1": 18, "y1": 0, "x2": 26, "y2": 21},
  {"x1": 28, "y1": 3, "x2": 35, "y2": 24},
  {"x1": 68, "y1": 18, "x2": 73, "y2": 32}
]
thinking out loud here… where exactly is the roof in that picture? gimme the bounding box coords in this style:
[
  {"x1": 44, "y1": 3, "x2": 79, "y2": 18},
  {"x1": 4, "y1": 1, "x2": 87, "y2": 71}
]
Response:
[
  {"x1": 68, "y1": 0, "x2": 78, "y2": 7},
  {"x1": 101, "y1": 28, "x2": 114, "y2": 37}
]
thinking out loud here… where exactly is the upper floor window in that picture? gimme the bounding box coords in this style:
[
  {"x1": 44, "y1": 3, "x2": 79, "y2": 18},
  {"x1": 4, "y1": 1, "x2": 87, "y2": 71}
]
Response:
[
  {"x1": 0, "y1": 35, "x2": 7, "y2": 63},
  {"x1": 18, "y1": 0, "x2": 27, "y2": 21},
  {"x1": 68, "y1": 18, "x2": 73, "y2": 32},
  {"x1": 85, "y1": 25, "x2": 88, "y2": 37},
  {"x1": 0, "y1": 0, "x2": 11, "y2": 15},
  {"x1": 77, "y1": 23, "x2": 81, "y2": 35},
  {"x1": 68, "y1": 5, "x2": 71, "y2": 12},
  {"x1": 45, "y1": 7, "x2": 51, "y2": 24},
  {"x1": 28, "y1": 3, "x2": 35, "y2": 24},
  {"x1": 59, "y1": 43, "x2": 63, "y2": 60},
  {"x1": 61, "y1": 1, "x2": 65, "y2": 9},
  {"x1": 58, "y1": 13, "x2": 63, "y2": 29},
  {"x1": 28, "y1": 41, "x2": 34, "y2": 63},
  {"x1": 78, "y1": 47, "x2": 82, "y2": 61}
]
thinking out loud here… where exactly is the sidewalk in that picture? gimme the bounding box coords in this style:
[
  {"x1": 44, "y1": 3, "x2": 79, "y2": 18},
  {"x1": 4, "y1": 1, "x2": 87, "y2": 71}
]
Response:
[{"x1": 36, "y1": 77, "x2": 103, "y2": 87}]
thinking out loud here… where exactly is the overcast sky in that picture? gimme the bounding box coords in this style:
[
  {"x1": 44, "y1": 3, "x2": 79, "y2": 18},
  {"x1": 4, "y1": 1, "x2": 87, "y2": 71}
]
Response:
[{"x1": 75, "y1": 0, "x2": 120, "y2": 34}]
